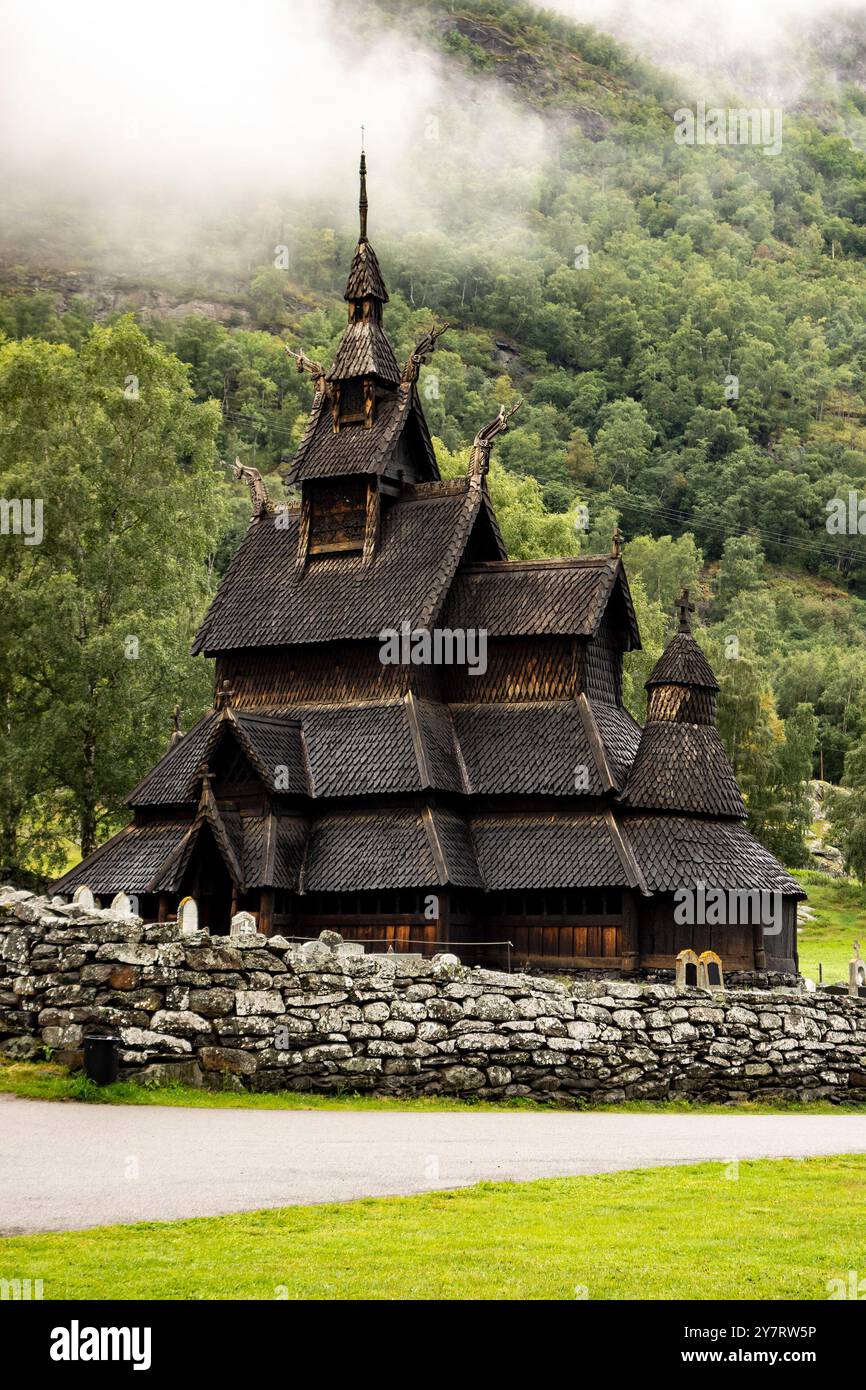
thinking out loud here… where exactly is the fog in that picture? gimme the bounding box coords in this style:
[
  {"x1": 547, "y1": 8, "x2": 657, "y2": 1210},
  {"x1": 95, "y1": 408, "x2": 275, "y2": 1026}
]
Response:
[
  {"x1": 2, "y1": 0, "x2": 865, "y2": 275},
  {"x1": 0, "y1": 0, "x2": 546, "y2": 250},
  {"x1": 536, "y1": 0, "x2": 866, "y2": 101}
]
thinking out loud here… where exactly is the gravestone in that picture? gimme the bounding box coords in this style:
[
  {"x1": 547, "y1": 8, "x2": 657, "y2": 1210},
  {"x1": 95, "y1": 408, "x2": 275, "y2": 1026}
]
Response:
[
  {"x1": 110, "y1": 891, "x2": 134, "y2": 917},
  {"x1": 230, "y1": 911, "x2": 257, "y2": 937},
  {"x1": 676, "y1": 948, "x2": 699, "y2": 988},
  {"x1": 177, "y1": 896, "x2": 199, "y2": 935},
  {"x1": 698, "y1": 949, "x2": 725, "y2": 992},
  {"x1": 72, "y1": 885, "x2": 94, "y2": 909},
  {"x1": 849, "y1": 942, "x2": 866, "y2": 999}
]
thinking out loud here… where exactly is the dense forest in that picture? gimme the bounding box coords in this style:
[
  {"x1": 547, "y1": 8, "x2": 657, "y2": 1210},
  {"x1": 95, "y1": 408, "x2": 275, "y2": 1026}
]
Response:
[{"x1": 5, "y1": 0, "x2": 866, "y2": 881}]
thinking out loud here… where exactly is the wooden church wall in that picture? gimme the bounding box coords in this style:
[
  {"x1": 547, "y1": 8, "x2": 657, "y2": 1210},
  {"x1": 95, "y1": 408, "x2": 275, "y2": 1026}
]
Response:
[
  {"x1": 216, "y1": 631, "x2": 624, "y2": 710},
  {"x1": 636, "y1": 893, "x2": 798, "y2": 972},
  {"x1": 481, "y1": 888, "x2": 624, "y2": 969},
  {"x1": 765, "y1": 897, "x2": 799, "y2": 974},
  {"x1": 215, "y1": 642, "x2": 438, "y2": 708},
  {"x1": 443, "y1": 636, "x2": 579, "y2": 703},
  {"x1": 582, "y1": 609, "x2": 623, "y2": 705}
]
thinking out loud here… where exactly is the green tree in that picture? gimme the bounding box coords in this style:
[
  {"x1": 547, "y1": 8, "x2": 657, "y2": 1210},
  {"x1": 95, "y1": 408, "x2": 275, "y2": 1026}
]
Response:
[
  {"x1": 594, "y1": 398, "x2": 654, "y2": 491},
  {"x1": 0, "y1": 319, "x2": 224, "y2": 869},
  {"x1": 624, "y1": 533, "x2": 703, "y2": 613},
  {"x1": 827, "y1": 736, "x2": 866, "y2": 883}
]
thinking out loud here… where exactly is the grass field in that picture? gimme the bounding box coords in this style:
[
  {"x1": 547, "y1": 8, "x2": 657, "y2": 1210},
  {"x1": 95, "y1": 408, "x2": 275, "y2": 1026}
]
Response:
[
  {"x1": 2, "y1": 1156, "x2": 864, "y2": 1300},
  {"x1": 792, "y1": 870, "x2": 866, "y2": 985}
]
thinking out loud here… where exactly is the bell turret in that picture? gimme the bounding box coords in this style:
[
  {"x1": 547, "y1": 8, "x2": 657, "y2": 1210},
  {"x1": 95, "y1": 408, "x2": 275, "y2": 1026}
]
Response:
[{"x1": 624, "y1": 591, "x2": 745, "y2": 817}]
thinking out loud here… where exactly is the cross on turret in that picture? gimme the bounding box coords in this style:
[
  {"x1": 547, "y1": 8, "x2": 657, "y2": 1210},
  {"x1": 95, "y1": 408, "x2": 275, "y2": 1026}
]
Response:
[{"x1": 677, "y1": 588, "x2": 695, "y2": 632}]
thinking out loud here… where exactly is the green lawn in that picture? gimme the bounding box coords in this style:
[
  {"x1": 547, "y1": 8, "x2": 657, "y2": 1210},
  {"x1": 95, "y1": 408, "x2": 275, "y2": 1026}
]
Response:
[
  {"x1": 2, "y1": 1060, "x2": 864, "y2": 1114},
  {"x1": 2, "y1": 1156, "x2": 864, "y2": 1300},
  {"x1": 792, "y1": 869, "x2": 866, "y2": 985}
]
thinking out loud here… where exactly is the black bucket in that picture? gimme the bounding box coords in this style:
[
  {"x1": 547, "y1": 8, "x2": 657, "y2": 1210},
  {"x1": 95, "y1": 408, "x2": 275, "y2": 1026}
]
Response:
[{"x1": 83, "y1": 1035, "x2": 120, "y2": 1085}]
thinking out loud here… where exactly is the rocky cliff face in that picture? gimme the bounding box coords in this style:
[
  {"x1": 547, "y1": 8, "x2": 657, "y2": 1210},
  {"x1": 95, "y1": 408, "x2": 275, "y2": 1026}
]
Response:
[{"x1": 2, "y1": 887, "x2": 866, "y2": 1104}]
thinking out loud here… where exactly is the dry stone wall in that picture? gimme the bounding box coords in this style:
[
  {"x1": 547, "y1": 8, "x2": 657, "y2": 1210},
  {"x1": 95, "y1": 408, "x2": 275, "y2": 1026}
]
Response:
[{"x1": 2, "y1": 888, "x2": 866, "y2": 1104}]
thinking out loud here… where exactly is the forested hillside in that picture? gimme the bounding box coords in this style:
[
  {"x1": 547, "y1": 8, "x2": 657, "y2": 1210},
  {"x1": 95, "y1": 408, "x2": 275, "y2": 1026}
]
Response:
[{"x1": 5, "y1": 0, "x2": 866, "y2": 878}]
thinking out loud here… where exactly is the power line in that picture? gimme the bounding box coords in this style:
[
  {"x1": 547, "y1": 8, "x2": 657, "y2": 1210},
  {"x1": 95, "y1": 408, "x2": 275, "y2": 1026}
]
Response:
[
  {"x1": 215, "y1": 401, "x2": 864, "y2": 567},
  {"x1": 618, "y1": 495, "x2": 861, "y2": 567}
]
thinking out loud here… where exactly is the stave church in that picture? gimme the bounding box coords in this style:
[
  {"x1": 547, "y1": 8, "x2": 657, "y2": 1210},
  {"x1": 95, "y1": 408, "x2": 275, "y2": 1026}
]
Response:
[{"x1": 55, "y1": 158, "x2": 803, "y2": 977}]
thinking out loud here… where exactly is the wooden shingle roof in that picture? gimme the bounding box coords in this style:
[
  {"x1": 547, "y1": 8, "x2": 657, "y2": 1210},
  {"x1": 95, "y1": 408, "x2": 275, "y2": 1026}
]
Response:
[
  {"x1": 645, "y1": 631, "x2": 719, "y2": 690},
  {"x1": 469, "y1": 812, "x2": 635, "y2": 890},
  {"x1": 285, "y1": 382, "x2": 437, "y2": 486},
  {"x1": 52, "y1": 820, "x2": 191, "y2": 895},
  {"x1": 622, "y1": 815, "x2": 804, "y2": 896},
  {"x1": 344, "y1": 239, "x2": 389, "y2": 302},
  {"x1": 301, "y1": 807, "x2": 482, "y2": 892},
  {"x1": 624, "y1": 723, "x2": 746, "y2": 818},
  {"x1": 123, "y1": 692, "x2": 648, "y2": 810},
  {"x1": 192, "y1": 480, "x2": 502, "y2": 654},
  {"x1": 126, "y1": 711, "x2": 306, "y2": 806},
  {"x1": 450, "y1": 701, "x2": 607, "y2": 797},
  {"x1": 328, "y1": 319, "x2": 400, "y2": 384},
  {"x1": 443, "y1": 557, "x2": 641, "y2": 646}
]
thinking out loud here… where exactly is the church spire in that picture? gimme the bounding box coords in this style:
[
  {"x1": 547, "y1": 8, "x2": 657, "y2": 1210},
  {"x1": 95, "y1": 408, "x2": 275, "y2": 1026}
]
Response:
[{"x1": 359, "y1": 137, "x2": 368, "y2": 243}]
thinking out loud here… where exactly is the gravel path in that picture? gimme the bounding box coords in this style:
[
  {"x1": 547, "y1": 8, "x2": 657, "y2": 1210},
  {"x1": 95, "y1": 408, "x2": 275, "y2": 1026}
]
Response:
[{"x1": 2, "y1": 1094, "x2": 865, "y2": 1233}]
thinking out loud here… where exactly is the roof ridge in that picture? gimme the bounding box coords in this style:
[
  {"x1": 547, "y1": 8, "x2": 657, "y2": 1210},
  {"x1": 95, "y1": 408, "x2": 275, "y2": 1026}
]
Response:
[
  {"x1": 418, "y1": 484, "x2": 486, "y2": 630},
  {"x1": 604, "y1": 809, "x2": 649, "y2": 896},
  {"x1": 576, "y1": 692, "x2": 616, "y2": 794},
  {"x1": 459, "y1": 555, "x2": 614, "y2": 573}
]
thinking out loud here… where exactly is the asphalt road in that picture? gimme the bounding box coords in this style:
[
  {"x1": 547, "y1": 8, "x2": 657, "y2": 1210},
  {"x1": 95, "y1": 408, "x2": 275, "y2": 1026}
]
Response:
[{"x1": 2, "y1": 1095, "x2": 865, "y2": 1233}]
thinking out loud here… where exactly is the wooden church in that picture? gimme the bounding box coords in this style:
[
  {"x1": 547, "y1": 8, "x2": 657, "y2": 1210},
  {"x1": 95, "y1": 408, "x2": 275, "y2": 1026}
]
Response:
[{"x1": 55, "y1": 158, "x2": 803, "y2": 977}]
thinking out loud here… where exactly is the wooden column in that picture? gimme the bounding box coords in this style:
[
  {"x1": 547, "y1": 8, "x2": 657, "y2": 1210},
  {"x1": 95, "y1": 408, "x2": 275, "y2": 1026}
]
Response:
[
  {"x1": 158, "y1": 894, "x2": 170, "y2": 924},
  {"x1": 436, "y1": 890, "x2": 450, "y2": 949},
  {"x1": 621, "y1": 890, "x2": 639, "y2": 974},
  {"x1": 259, "y1": 888, "x2": 274, "y2": 938},
  {"x1": 753, "y1": 919, "x2": 767, "y2": 971}
]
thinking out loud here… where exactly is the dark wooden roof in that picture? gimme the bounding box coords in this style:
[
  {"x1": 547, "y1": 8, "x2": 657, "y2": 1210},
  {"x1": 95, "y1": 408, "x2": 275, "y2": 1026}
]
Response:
[
  {"x1": 646, "y1": 631, "x2": 719, "y2": 690},
  {"x1": 126, "y1": 711, "x2": 306, "y2": 806},
  {"x1": 192, "y1": 480, "x2": 503, "y2": 655},
  {"x1": 622, "y1": 815, "x2": 804, "y2": 896},
  {"x1": 344, "y1": 240, "x2": 388, "y2": 302},
  {"x1": 591, "y1": 702, "x2": 642, "y2": 788},
  {"x1": 125, "y1": 692, "x2": 648, "y2": 810},
  {"x1": 443, "y1": 557, "x2": 641, "y2": 647},
  {"x1": 285, "y1": 382, "x2": 437, "y2": 486},
  {"x1": 470, "y1": 812, "x2": 634, "y2": 890},
  {"x1": 239, "y1": 814, "x2": 307, "y2": 890},
  {"x1": 53, "y1": 820, "x2": 191, "y2": 894},
  {"x1": 301, "y1": 701, "x2": 434, "y2": 797},
  {"x1": 450, "y1": 701, "x2": 608, "y2": 797},
  {"x1": 328, "y1": 320, "x2": 400, "y2": 384},
  {"x1": 301, "y1": 807, "x2": 481, "y2": 891},
  {"x1": 624, "y1": 723, "x2": 746, "y2": 818}
]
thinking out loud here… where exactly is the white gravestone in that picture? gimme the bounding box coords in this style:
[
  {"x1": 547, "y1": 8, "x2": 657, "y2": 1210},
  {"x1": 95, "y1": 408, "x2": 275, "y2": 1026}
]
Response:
[{"x1": 177, "y1": 896, "x2": 199, "y2": 935}]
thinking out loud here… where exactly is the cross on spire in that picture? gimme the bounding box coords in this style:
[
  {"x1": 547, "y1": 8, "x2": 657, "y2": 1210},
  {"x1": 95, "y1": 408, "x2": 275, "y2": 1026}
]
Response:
[{"x1": 677, "y1": 588, "x2": 696, "y2": 632}]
